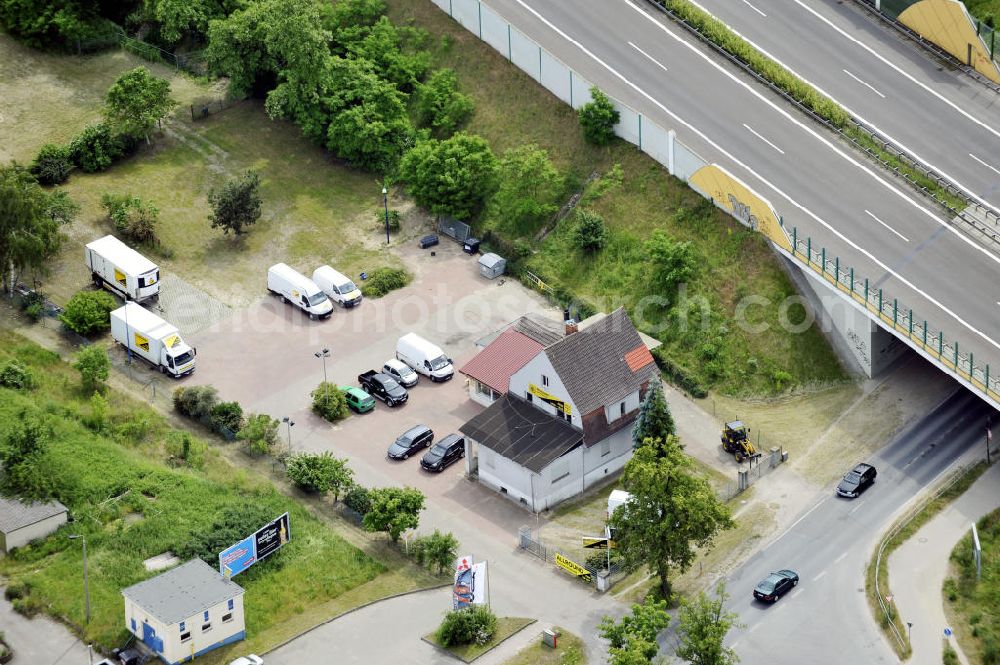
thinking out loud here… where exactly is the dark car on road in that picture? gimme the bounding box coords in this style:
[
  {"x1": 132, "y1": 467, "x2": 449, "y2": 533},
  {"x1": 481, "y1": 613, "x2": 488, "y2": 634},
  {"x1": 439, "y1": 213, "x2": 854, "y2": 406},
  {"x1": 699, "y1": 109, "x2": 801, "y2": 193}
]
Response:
[
  {"x1": 358, "y1": 370, "x2": 408, "y2": 407},
  {"x1": 753, "y1": 569, "x2": 799, "y2": 602},
  {"x1": 420, "y1": 433, "x2": 465, "y2": 472},
  {"x1": 388, "y1": 425, "x2": 434, "y2": 460},
  {"x1": 837, "y1": 462, "x2": 877, "y2": 498}
]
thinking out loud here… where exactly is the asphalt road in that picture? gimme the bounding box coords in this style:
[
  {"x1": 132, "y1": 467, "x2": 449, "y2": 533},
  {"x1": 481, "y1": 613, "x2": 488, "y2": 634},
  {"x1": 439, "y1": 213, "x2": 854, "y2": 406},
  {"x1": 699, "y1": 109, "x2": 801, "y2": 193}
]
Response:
[
  {"x1": 682, "y1": 388, "x2": 996, "y2": 664},
  {"x1": 685, "y1": 0, "x2": 1000, "y2": 209},
  {"x1": 481, "y1": 0, "x2": 1000, "y2": 391}
]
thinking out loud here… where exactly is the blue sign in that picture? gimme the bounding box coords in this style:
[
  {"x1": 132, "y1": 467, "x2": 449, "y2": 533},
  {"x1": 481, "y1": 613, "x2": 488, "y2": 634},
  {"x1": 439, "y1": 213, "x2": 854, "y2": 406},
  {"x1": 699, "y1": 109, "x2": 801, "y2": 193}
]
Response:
[{"x1": 219, "y1": 535, "x2": 256, "y2": 577}]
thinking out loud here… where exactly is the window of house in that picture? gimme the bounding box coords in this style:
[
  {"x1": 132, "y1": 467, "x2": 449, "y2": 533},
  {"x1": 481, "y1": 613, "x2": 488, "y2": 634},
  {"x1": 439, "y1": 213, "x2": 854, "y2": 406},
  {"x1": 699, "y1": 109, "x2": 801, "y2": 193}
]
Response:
[
  {"x1": 203, "y1": 610, "x2": 209, "y2": 621},
  {"x1": 180, "y1": 632, "x2": 191, "y2": 643},
  {"x1": 179, "y1": 622, "x2": 186, "y2": 632},
  {"x1": 526, "y1": 391, "x2": 533, "y2": 403},
  {"x1": 542, "y1": 375, "x2": 549, "y2": 387},
  {"x1": 476, "y1": 381, "x2": 489, "y2": 395},
  {"x1": 222, "y1": 613, "x2": 233, "y2": 623},
  {"x1": 601, "y1": 439, "x2": 611, "y2": 457},
  {"x1": 202, "y1": 622, "x2": 212, "y2": 633},
  {"x1": 227, "y1": 599, "x2": 234, "y2": 611}
]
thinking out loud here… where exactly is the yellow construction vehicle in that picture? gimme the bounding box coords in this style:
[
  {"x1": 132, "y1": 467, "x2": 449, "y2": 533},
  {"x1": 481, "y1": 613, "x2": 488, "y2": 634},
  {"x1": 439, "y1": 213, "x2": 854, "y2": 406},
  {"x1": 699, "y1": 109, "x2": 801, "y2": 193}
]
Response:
[{"x1": 721, "y1": 421, "x2": 761, "y2": 463}]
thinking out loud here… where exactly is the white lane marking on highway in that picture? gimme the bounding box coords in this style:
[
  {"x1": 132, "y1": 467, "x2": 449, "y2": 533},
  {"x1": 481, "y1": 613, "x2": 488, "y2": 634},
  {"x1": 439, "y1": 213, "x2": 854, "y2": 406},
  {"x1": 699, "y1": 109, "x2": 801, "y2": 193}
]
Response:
[
  {"x1": 812, "y1": 570, "x2": 828, "y2": 581},
  {"x1": 970, "y1": 153, "x2": 1000, "y2": 177},
  {"x1": 682, "y1": 0, "x2": 1000, "y2": 215},
  {"x1": 865, "y1": 209, "x2": 910, "y2": 243},
  {"x1": 516, "y1": 0, "x2": 1000, "y2": 355},
  {"x1": 741, "y1": 0, "x2": 767, "y2": 17},
  {"x1": 842, "y1": 69, "x2": 886, "y2": 98},
  {"x1": 616, "y1": 0, "x2": 1000, "y2": 353},
  {"x1": 834, "y1": 551, "x2": 849, "y2": 565},
  {"x1": 743, "y1": 123, "x2": 784, "y2": 154},
  {"x1": 849, "y1": 500, "x2": 865, "y2": 515},
  {"x1": 627, "y1": 41, "x2": 669, "y2": 73}
]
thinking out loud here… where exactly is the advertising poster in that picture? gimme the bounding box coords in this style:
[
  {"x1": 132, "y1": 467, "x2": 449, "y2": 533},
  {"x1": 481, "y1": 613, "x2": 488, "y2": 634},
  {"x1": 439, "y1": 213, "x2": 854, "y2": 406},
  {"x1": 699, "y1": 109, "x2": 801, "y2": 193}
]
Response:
[
  {"x1": 452, "y1": 555, "x2": 489, "y2": 609},
  {"x1": 218, "y1": 512, "x2": 291, "y2": 578}
]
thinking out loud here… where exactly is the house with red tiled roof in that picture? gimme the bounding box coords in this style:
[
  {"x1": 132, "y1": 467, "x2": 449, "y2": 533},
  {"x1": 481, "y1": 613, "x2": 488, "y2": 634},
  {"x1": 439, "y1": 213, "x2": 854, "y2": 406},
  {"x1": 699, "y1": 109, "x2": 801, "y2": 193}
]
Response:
[{"x1": 460, "y1": 307, "x2": 660, "y2": 512}]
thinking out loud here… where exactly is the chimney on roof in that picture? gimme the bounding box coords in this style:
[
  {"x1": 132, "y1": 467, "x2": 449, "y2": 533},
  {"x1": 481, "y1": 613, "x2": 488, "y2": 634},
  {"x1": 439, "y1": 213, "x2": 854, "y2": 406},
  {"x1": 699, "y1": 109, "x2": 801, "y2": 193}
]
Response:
[{"x1": 563, "y1": 308, "x2": 578, "y2": 335}]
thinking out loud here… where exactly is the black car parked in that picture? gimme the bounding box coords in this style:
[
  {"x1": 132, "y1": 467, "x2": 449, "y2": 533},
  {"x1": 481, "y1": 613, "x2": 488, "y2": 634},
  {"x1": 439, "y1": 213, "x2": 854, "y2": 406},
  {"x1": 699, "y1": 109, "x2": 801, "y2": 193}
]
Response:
[
  {"x1": 753, "y1": 569, "x2": 799, "y2": 602},
  {"x1": 387, "y1": 425, "x2": 434, "y2": 460},
  {"x1": 358, "y1": 370, "x2": 408, "y2": 407},
  {"x1": 836, "y1": 462, "x2": 877, "y2": 498},
  {"x1": 420, "y1": 434, "x2": 465, "y2": 472}
]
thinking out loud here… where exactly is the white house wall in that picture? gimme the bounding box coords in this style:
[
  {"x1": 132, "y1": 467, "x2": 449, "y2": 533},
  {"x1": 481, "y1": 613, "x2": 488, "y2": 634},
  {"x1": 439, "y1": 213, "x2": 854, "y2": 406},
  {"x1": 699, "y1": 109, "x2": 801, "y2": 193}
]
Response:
[
  {"x1": 125, "y1": 593, "x2": 245, "y2": 665},
  {"x1": 477, "y1": 445, "x2": 587, "y2": 512},
  {"x1": 603, "y1": 390, "x2": 641, "y2": 427},
  {"x1": 582, "y1": 427, "x2": 633, "y2": 488},
  {"x1": 508, "y1": 354, "x2": 581, "y2": 428}
]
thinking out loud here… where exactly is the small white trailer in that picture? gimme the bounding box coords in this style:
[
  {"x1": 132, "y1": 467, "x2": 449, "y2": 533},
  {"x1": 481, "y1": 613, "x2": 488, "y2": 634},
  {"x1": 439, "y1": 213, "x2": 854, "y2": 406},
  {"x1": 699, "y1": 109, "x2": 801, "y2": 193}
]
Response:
[
  {"x1": 85, "y1": 235, "x2": 160, "y2": 302},
  {"x1": 110, "y1": 303, "x2": 196, "y2": 377}
]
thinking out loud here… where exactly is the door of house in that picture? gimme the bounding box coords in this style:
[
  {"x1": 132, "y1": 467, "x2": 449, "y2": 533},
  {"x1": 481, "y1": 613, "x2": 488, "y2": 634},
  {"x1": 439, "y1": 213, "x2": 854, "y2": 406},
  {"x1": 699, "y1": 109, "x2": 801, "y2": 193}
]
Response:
[{"x1": 141, "y1": 621, "x2": 163, "y2": 653}]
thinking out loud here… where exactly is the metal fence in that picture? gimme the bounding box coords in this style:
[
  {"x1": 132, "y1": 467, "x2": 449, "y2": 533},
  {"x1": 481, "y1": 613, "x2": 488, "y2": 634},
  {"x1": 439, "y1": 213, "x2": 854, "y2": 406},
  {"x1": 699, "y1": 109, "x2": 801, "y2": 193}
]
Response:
[
  {"x1": 517, "y1": 526, "x2": 628, "y2": 589},
  {"x1": 119, "y1": 32, "x2": 208, "y2": 76},
  {"x1": 189, "y1": 95, "x2": 245, "y2": 122}
]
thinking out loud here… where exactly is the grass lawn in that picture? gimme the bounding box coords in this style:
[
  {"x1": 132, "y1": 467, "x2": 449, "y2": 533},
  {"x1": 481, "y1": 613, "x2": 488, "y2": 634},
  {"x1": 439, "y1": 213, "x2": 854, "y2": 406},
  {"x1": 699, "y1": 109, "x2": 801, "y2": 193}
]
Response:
[
  {"x1": 944, "y1": 506, "x2": 1000, "y2": 664},
  {"x1": 0, "y1": 328, "x2": 441, "y2": 658},
  {"x1": 386, "y1": 0, "x2": 846, "y2": 396},
  {"x1": 502, "y1": 626, "x2": 586, "y2": 665},
  {"x1": 424, "y1": 617, "x2": 536, "y2": 663}
]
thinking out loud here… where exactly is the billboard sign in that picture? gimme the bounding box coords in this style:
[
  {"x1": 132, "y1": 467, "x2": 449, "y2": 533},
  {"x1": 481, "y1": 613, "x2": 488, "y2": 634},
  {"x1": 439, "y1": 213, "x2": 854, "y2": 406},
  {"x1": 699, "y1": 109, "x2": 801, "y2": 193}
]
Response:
[
  {"x1": 452, "y1": 555, "x2": 490, "y2": 610},
  {"x1": 219, "y1": 513, "x2": 291, "y2": 578}
]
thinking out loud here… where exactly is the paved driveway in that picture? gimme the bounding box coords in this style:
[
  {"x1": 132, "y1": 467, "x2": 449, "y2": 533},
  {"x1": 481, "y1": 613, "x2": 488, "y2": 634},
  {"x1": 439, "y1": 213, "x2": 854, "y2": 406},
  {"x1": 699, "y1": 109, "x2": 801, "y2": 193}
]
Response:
[
  {"x1": 188, "y1": 243, "x2": 625, "y2": 662},
  {"x1": 0, "y1": 593, "x2": 92, "y2": 665}
]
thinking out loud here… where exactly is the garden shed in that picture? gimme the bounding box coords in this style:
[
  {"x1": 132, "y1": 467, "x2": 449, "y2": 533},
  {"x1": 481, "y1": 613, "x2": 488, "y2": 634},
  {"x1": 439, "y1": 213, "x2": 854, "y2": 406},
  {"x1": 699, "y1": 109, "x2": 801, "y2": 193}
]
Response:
[
  {"x1": 478, "y1": 253, "x2": 506, "y2": 279},
  {"x1": 0, "y1": 496, "x2": 67, "y2": 555}
]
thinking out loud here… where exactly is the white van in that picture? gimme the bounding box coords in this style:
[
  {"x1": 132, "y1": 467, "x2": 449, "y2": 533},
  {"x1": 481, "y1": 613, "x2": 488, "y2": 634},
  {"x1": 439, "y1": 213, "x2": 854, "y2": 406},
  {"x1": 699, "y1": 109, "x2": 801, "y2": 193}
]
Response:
[
  {"x1": 267, "y1": 263, "x2": 333, "y2": 319},
  {"x1": 396, "y1": 333, "x2": 454, "y2": 382},
  {"x1": 312, "y1": 265, "x2": 363, "y2": 308}
]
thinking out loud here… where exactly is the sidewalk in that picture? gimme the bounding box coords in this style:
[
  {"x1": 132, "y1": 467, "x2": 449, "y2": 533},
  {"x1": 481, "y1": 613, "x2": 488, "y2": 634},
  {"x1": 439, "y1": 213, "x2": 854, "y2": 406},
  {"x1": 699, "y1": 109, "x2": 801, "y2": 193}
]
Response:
[
  {"x1": 888, "y1": 460, "x2": 1000, "y2": 665},
  {"x1": 0, "y1": 591, "x2": 92, "y2": 665}
]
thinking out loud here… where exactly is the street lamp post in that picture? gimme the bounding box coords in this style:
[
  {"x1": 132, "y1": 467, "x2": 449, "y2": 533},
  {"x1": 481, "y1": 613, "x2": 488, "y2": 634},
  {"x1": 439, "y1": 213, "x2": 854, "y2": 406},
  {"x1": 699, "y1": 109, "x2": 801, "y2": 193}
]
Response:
[
  {"x1": 282, "y1": 416, "x2": 295, "y2": 454},
  {"x1": 68, "y1": 534, "x2": 90, "y2": 625},
  {"x1": 382, "y1": 186, "x2": 390, "y2": 245},
  {"x1": 314, "y1": 348, "x2": 331, "y2": 409}
]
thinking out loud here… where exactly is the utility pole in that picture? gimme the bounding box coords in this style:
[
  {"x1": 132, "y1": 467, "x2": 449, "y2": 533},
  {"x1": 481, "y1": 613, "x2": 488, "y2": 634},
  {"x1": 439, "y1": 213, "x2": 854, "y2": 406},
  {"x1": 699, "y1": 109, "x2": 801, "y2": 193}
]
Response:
[
  {"x1": 987, "y1": 415, "x2": 992, "y2": 465},
  {"x1": 69, "y1": 535, "x2": 90, "y2": 625},
  {"x1": 382, "y1": 186, "x2": 391, "y2": 245},
  {"x1": 315, "y1": 348, "x2": 331, "y2": 409}
]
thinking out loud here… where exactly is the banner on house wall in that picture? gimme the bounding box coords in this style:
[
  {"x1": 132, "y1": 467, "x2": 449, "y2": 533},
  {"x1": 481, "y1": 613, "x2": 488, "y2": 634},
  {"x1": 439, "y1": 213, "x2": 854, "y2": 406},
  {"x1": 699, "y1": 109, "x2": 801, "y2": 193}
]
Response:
[{"x1": 528, "y1": 383, "x2": 573, "y2": 415}]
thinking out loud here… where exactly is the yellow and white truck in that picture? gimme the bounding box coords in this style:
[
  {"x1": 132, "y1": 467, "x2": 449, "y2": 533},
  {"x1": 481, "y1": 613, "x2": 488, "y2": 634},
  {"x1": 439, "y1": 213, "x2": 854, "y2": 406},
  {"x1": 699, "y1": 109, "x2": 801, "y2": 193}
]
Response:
[
  {"x1": 85, "y1": 235, "x2": 160, "y2": 303},
  {"x1": 110, "y1": 302, "x2": 196, "y2": 377}
]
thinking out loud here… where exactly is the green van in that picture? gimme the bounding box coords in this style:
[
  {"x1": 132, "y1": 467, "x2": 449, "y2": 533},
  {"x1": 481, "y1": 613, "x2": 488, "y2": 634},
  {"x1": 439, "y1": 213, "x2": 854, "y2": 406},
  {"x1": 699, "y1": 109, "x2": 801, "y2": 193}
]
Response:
[{"x1": 340, "y1": 385, "x2": 375, "y2": 414}]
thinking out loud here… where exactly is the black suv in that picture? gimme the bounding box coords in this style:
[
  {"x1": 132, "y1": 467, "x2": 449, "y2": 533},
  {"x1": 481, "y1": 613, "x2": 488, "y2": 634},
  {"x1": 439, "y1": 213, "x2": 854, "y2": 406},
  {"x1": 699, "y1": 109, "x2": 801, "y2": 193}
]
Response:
[
  {"x1": 387, "y1": 425, "x2": 434, "y2": 460},
  {"x1": 421, "y1": 434, "x2": 465, "y2": 472},
  {"x1": 837, "y1": 462, "x2": 877, "y2": 498}
]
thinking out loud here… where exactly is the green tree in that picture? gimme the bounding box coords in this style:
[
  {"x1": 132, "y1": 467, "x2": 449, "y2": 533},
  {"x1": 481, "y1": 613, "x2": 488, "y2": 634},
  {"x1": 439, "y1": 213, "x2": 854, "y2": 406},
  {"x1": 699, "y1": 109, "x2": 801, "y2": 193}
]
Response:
[
  {"x1": 579, "y1": 87, "x2": 619, "y2": 145},
  {"x1": 574, "y1": 208, "x2": 608, "y2": 252},
  {"x1": 676, "y1": 582, "x2": 742, "y2": 665},
  {"x1": 101, "y1": 192, "x2": 160, "y2": 245},
  {"x1": 311, "y1": 382, "x2": 349, "y2": 421},
  {"x1": 599, "y1": 595, "x2": 670, "y2": 663},
  {"x1": 608, "y1": 436, "x2": 734, "y2": 601},
  {"x1": 632, "y1": 382, "x2": 674, "y2": 451},
  {"x1": 341, "y1": 16, "x2": 429, "y2": 91},
  {"x1": 398, "y1": 133, "x2": 499, "y2": 219},
  {"x1": 415, "y1": 68, "x2": 474, "y2": 136},
  {"x1": 363, "y1": 486, "x2": 425, "y2": 542},
  {"x1": 208, "y1": 170, "x2": 262, "y2": 236},
  {"x1": 286, "y1": 452, "x2": 354, "y2": 500},
  {"x1": 423, "y1": 529, "x2": 459, "y2": 574},
  {"x1": 73, "y1": 345, "x2": 110, "y2": 392},
  {"x1": 144, "y1": 0, "x2": 234, "y2": 44},
  {"x1": 0, "y1": 360, "x2": 35, "y2": 390},
  {"x1": 489, "y1": 144, "x2": 563, "y2": 235},
  {"x1": 69, "y1": 123, "x2": 126, "y2": 173},
  {"x1": 104, "y1": 67, "x2": 176, "y2": 144},
  {"x1": 30, "y1": 144, "x2": 74, "y2": 185},
  {"x1": 209, "y1": 400, "x2": 244, "y2": 434},
  {"x1": 60, "y1": 290, "x2": 118, "y2": 336},
  {"x1": 0, "y1": 412, "x2": 53, "y2": 500},
  {"x1": 0, "y1": 164, "x2": 69, "y2": 294},
  {"x1": 326, "y1": 0, "x2": 386, "y2": 33},
  {"x1": 645, "y1": 230, "x2": 697, "y2": 295},
  {"x1": 237, "y1": 413, "x2": 280, "y2": 456},
  {"x1": 172, "y1": 385, "x2": 219, "y2": 420},
  {"x1": 178, "y1": 501, "x2": 279, "y2": 564}
]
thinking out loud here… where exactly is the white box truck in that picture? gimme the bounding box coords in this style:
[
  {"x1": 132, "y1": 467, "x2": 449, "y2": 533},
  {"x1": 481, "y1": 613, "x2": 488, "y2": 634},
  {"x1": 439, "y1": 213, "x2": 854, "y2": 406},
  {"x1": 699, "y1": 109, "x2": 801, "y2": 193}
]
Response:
[
  {"x1": 312, "y1": 265, "x2": 363, "y2": 308},
  {"x1": 85, "y1": 235, "x2": 160, "y2": 302},
  {"x1": 267, "y1": 263, "x2": 333, "y2": 319},
  {"x1": 110, "y1": 303, "x2": 196, "y2": 377},
  {"x1": 396, "y1": 333, "x2": 454, "y2": 382}
]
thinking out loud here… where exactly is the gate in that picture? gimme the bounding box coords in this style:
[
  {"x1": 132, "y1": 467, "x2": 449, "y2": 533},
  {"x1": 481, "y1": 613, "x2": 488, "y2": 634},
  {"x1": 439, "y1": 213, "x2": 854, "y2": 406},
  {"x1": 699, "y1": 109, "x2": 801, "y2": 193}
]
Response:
[
  {"x1": 438, "y1": 216, "x2": 471, "y2": 243},
  {"x1": 518, "y1": 526, "x2": 548, "y2": 561}
]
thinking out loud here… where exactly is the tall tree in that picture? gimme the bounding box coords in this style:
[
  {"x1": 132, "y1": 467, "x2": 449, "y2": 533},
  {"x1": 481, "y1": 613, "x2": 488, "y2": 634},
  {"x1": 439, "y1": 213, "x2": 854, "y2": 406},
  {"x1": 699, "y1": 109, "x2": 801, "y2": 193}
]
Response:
[
  {"x1": 209, "y1": 169, "x2": 262, "y2": 236},
  {"x1": 0, "y1": 164, "x2": 70, "y2": 294},
  {"x1": 676, "y1": 582, "x2": 742, "y2": 665},
  {"x1": 104, "y1": 67, "x2": 176, "y2": 144},
  {"x1": 608, "y1": 436, "x2": 734, "y2": 601},
  {"x1": 632, "y1": 382, "x2": 675, "y2": 450},
  {"x1": 362, "y1": 486, "x2": 425, "y2": 542},
  {"x1": 599, "y1": 594, "x2": 670, "y2": 663},
  {"x1": 0, "y1": 411, "x2": 53, "y2": 500},
  {"x1": 488, "y1": 144, "x2": 564, "y2": 236},
  {"x1": 398, "y1": 133, "x2": 499, "y2": 220}
]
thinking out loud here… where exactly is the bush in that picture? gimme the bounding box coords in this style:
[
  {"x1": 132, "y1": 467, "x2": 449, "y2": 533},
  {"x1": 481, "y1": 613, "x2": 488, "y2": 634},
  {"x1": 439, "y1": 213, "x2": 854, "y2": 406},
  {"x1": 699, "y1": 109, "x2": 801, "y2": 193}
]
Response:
[
  {"x1": 311, "y1": 382, "x2": 349, "y2": 422},
  {"x1": 237, "y1": 413, "x2": 280, "y2": 456},
  {"x1": 73, "y1": 345, "x2": 110, "y2": 391},
  {"x1": 645, "y1": 229, "x2": 697, "y2": 294},
  {"x1": 286, "y1": 452, "x2": 354, "y2": 499},
  {"x1": 19, "y1": 290, "x2": 46, "y2": 323},
  {"x1": 176, "y1": 502, "x2": 279, "y2": 564},
  {"x1": 435, "y1": 606, "x2": 498, "y2": 647},
  {"x1": 69, "y1": 123, "x2": 126, "y2": 173},
  {"x1": 60, "y1": 290, "x2": 118, "y2": 335},
  {"x1": 361, "y1": 267, "x2": 410, "y2": 298},
  {"x1": 100, "y1": 192, "x2": 160, "y2": 245},
  {"x1": 573, "y1": 208, "x2": 607, "y2": 252},
  {"x1": 578, "y1": 87, "x2": 619, "y2": 145},
  {"x1": 172, "y1": 385, "x2": 219, "y2": 420},
  {"x1": 30, "y1": 144, "x2": 74, "y2": 185},
  {"x1": 165, "y1": 432, "x2": 206, "y2": 469},
  {"x1": 416, "y1": 68, "x2": 474, "y2": 136},
  {"x1": 0, "y1": 361, "x2": 35, "y2": 390},
  {"x1": 344, "y1": 485, "x2": 372, "y2": 515},
  {"x1": 374, "y1": 208, "x2": 401, "y2": 231},
  {"x1": 210, "y1": 401, "x2": 244, "y2": 435}
]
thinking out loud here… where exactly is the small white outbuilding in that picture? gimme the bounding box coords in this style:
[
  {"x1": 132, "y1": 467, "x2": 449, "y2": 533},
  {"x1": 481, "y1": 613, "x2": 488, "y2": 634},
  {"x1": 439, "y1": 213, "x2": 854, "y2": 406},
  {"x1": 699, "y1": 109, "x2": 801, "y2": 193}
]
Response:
[
  {"x1": 0, "y1": 496, "x2": 68, "y2": 555},
  {"x1": 478, "y1": 253, "x2": 506, "y2": 279}
]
